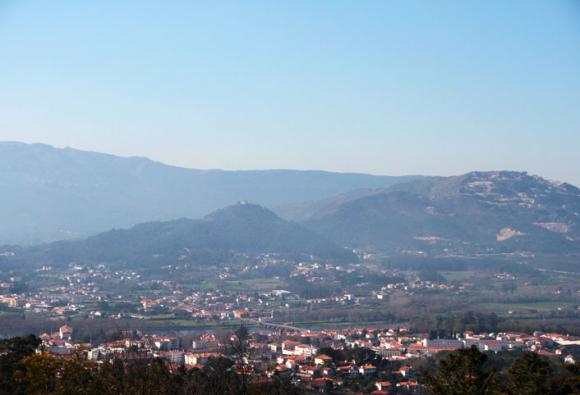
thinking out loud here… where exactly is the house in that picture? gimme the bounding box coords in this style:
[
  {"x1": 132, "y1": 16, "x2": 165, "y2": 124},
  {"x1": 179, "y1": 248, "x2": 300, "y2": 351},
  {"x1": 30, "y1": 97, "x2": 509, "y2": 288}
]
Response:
[
  {"x1": 358, "y1": 364, "x2": 377, "y2": 375},
  {"x1": 295, "y1": 343, "x2": 317, "y2": 357},
  {"x1": 281, "y1": 355, "x2": 308, "y2": 369},
  {"x1": 154, "y1": 336, "x2": 180, "y2": 350},
  {"x1": 159, "y1": 350, "x2": 184, "y2": 365},
  {"x1": 348, "y1": 339, "x2": 373, "y2": 348},
  {"x1": 393, "y1": 365, "x2": 412, "y2": 377},
  {"x1": 0, "y1": 296, "x2": 19, "y2": 308},
  {"x1": 482, "y1": 340, "x2": 504, "y2": 352},
  {"x1": 375, "y1": 348, "x2": 404, "y2": 359},
  {"x1": 184, "y1": 352, "x2": 223, "y2": 366},
  {"x1": 423, "y1": 338, "x2": 462, "y2": 349},
  {"x1": 315, "y1": 354, "x2": 333, "y2": 365},
  {"x1": 281, "y1": 340, "x2": 317, "y2": 356},
  {"x1": 336, "y1": 365, "x2": 358, "y2": 377},
  {"x1": 233, "y1": 309, "x2": 248, "y2": 319},
  {"x1": 281, "y1": 340, "x2": 301, "y2": 355},
  {"x1": 59, "y1": 325, "x2": 73, "y2": 340},
  {"x1": 298, "y1": 364, "x2": 320, "y2": 378},
  {"x1": 191, "y1": 339, "x2": 218, "y2": 350}
]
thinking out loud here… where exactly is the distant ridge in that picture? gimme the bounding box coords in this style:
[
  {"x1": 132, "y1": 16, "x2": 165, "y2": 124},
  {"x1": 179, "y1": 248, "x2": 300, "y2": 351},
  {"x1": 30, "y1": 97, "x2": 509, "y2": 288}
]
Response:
[
  {"x1": 302, "y1": 171, "x2": 580, "y2": 255},
  {"x1": 0, "y1": 142, "x2": 418, "y2": 244}
]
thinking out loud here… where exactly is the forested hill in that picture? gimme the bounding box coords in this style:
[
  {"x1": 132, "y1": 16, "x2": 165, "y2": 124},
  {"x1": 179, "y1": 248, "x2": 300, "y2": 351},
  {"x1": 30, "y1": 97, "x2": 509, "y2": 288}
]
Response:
[{"x1": 5, "y1": 203, "x2": 355, "y2": 268}]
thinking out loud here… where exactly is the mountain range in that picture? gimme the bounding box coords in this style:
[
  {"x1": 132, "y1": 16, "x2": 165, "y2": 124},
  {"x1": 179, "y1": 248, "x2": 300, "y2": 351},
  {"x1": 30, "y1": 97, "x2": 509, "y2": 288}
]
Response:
[
  {"x1": 0, "y1": 142, "x2": 416, "y2": 245},
  {"x1": 1, "y1": 142, "x2": 579, "y2": 268}
]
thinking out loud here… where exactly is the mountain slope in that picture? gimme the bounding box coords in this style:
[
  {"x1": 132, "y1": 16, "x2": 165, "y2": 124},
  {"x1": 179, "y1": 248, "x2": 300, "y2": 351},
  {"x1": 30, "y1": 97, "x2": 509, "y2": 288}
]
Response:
[
  {"x1": 303, "y1": 171, "x2": 580, "y2": 255},
  {"x1": 14, "y1": 203, "x2": 355, "y2": 268},
  {"x1": 274, "y1": 187, "x2": 382, "y2": 222},
  {"x1": 0, "y1": 142, "x2": 417, "y2": 244}
]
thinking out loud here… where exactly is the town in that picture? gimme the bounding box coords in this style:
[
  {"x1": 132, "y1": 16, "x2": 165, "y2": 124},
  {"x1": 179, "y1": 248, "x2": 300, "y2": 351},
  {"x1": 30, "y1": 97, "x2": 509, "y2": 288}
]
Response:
[
  {"x1": 1, "y1": 254, "x2": 579, "y2": 393},
  {"x1": 1, "y1": 251, "x2": 578, "y2": 335},
  {"x1": 34, "y1": 322, "x2": 580, "y2": 394},
  {"x1": 0, "y1": 257, "x2": 466, "y2": 323},
  {"x1": 2, "y1": 251, "x2": 579, "y2": 330}
]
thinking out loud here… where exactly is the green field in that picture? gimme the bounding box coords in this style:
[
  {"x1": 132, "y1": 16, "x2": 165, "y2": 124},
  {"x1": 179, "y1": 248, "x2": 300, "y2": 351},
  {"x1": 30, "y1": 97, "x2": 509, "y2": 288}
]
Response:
[
  {"x1": 441, "y1": 271, "x2": 480, "y2": 281},
  {"x1": 221, "y1": 278, "x2": 286, "y2": 292},
  {"x1": 474, "y1": 301, "x2": 578, "y2": 313}
]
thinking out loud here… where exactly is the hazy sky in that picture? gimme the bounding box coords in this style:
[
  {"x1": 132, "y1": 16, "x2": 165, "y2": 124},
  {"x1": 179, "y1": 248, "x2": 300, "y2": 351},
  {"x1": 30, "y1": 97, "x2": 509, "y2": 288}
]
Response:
[{"x1": 1, "y1": 1, "x2": 579, "y2": 184}]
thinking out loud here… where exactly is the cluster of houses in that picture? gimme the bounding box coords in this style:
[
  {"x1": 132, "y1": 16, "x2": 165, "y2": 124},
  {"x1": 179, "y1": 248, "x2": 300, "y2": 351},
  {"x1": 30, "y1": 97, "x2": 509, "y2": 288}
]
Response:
[
  {"x1": 35, "y1": 324, "x2": 579, "y2": 394},
  {"x1": 37, "y1": 325, "x2": 75, "y2": 353},
  {"x1": 0, "y1": 256, "x2": 477, "y2": 327}
]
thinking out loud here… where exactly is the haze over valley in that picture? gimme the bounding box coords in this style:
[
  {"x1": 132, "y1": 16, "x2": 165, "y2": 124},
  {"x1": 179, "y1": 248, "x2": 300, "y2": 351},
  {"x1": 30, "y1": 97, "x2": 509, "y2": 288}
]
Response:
[
  {"x1": 1, "y1": 1, "x2": 579, "y2": 393},
  {"x1": 2, "y1": 142, "x2": 579, "y2": 266}
]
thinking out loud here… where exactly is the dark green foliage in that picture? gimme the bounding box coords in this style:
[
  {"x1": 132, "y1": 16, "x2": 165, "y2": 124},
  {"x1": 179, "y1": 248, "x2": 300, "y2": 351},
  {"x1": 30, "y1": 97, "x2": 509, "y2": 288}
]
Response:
[
  {"x1": 424, "y1": 346, "x2": 497, "y2": 395},
  {"x1": 286, "y1": 276, "x2": 336, "y2": 299},
  {"x1": 424, "y1": 348, "x2": 580, "y2": 395},
  {"x1": 554, "y1": 362, "x2": 580, "y2": 394},
  {"x1": 1, "y1": 326, "x2": 281, "y2": 395},
  {"x1": 247, "y1": 377, "x2": 302, "y2": 395},
  {"x1": 13, "y1": 352, "x2": 301, "y2": 395},
  {"x1": 507, "y1": 352, "x2": 552, "y2": 395},
  {"x1": 0, "y1": 335, "x2": 41, "y2": 395}
]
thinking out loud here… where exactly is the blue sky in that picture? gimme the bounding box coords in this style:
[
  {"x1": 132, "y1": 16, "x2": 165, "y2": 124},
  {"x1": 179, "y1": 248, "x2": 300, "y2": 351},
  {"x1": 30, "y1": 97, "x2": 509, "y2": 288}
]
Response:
[{"x1": 1, "y1": 1, "x2": 579, "y2": 184}]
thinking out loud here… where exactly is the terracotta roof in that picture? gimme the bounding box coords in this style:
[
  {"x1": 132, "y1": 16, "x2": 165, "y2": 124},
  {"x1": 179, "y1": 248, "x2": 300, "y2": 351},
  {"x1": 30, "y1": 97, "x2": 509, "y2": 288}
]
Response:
[{"x1": 316, "y1": 354, "x2": 333, "y2": 360}]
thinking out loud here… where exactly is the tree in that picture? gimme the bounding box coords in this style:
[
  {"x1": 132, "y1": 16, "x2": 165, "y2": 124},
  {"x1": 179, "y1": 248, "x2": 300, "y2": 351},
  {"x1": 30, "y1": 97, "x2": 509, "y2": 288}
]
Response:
[
  {"x1": 507, "y1": 353, "x2": 552, "y2": 395},
  {"x1": 424, "y1": 346, "x2": 497, "y2": 395},
  {"x1": 554, "y1": 361, "x2": 580, "y2": 394},
  {"x1": 0, "y1": 335, "x2": 41, "y2": 395},
  {"x1": 16, "y1": 353, "x2": 60, "y2": 394}
]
